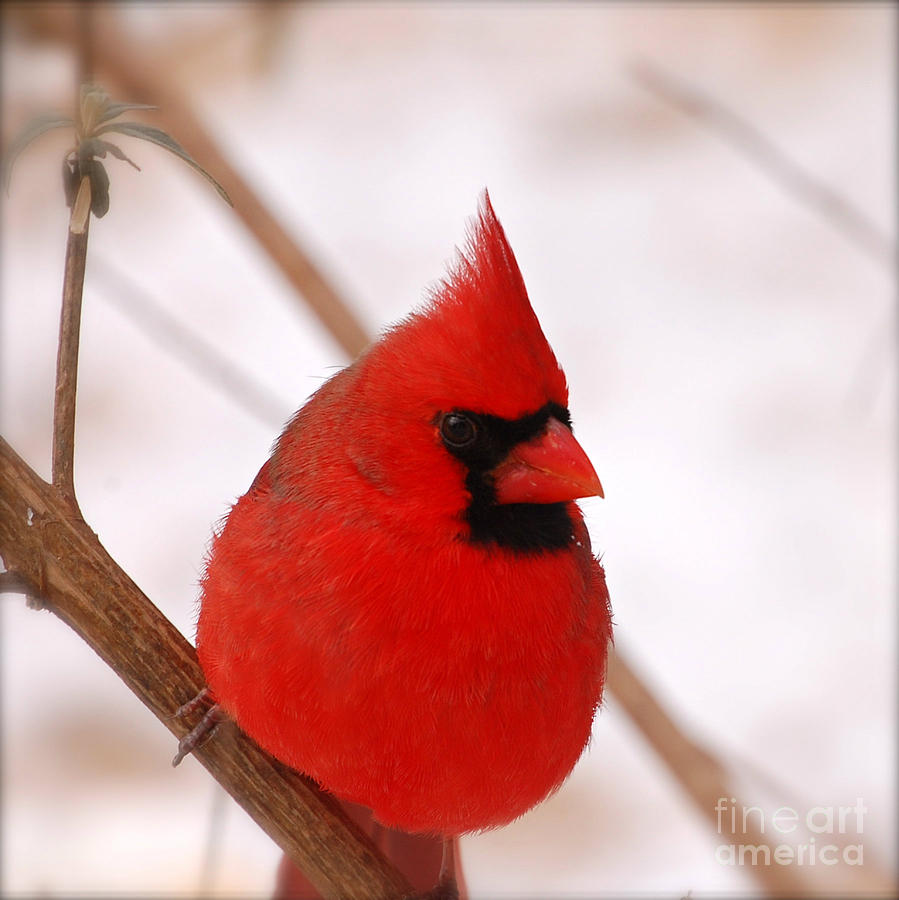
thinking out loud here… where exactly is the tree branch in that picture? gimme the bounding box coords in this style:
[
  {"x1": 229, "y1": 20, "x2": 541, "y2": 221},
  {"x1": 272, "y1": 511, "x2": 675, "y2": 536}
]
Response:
[
  {"x1": 0, "y1": 436, "x2": 412, "y2": 900},
  {"x1": 49, "y1": 0, "x2": 93, "y2": 512},
  {"x1": 51, "y1": 204, "x2": 90, "y2": 512}
]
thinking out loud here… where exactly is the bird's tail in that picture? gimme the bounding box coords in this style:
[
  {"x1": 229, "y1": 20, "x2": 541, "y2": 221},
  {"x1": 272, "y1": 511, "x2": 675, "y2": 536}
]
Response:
[{"x1": 272, "y1": 797, "x2": 467, "y2": 899}]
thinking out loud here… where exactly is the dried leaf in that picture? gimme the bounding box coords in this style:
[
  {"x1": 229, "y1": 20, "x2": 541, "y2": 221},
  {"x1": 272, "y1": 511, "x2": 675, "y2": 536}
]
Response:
[
  {"x1": 2, "y1": 113, "x2": 74, "y2": 193},
  {"x1": 95, "y1": 121, "x2": 232, "y2": 206},
  {"x1": 89, "y1": 161, "x2": 110, "y2": 219}
]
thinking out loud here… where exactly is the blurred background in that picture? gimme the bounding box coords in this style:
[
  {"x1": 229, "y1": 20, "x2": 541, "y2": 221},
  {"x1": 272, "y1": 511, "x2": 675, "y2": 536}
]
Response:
[{"x1": 1, "y1": 3, "x2": 895, "y2": 897}]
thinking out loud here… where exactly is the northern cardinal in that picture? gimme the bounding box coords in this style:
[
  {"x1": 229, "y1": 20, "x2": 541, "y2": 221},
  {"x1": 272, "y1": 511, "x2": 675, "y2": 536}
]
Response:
[{"x1": 184, "y1": 192, "x2": 612, "y2": 893}]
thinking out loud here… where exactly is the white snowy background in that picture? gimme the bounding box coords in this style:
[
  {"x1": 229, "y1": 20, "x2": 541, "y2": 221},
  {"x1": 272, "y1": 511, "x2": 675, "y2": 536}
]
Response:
[{"x1": 1, "y1": 4, "x2": 895, "y2": 897}]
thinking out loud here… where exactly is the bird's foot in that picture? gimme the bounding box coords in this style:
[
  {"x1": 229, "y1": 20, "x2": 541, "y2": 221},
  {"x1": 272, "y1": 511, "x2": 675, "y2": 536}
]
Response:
[
  {"x1": 171, "y1": 687, "x2": 226, "y2": 766},
  {"x1": 170, "y1": 686, "x2": 212, "y2": 719}
]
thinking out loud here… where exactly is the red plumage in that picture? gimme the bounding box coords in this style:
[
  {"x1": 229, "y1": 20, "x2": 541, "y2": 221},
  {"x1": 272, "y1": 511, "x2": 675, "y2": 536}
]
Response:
[{"x1": 196, "y1": 192, "x2": 612, "y2": 836}]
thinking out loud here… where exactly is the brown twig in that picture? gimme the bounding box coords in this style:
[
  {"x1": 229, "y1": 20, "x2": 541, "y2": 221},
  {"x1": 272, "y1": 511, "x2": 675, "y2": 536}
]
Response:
[
  {"x1": 49, "y1": 8, "x2": 93, "y2": 513},
  {"x1": 630, "y1": 59, "x2": 897, "y2": 272},
  {"x1": 51, "y1": 205, "x2": 90, "y2": 513},
  {"x1": 0, "y1": 436, "x2": 412, "y2": 900}
]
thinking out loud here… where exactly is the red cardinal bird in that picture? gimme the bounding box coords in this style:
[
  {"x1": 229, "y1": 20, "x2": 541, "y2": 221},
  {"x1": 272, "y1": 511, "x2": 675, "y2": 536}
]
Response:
[{"x1": 186, "y1": 192, "x2": 612, "y2": 893}]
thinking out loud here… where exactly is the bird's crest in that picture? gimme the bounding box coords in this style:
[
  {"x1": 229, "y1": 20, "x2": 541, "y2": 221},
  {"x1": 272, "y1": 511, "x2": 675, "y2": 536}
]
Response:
[{"x1": 370, "y1": 191, "x2": 568, "y2": 420}]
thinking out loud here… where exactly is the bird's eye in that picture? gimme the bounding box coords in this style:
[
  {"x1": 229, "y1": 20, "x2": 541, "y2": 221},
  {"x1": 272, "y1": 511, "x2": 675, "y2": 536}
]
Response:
[{"x1": 440, "y1": 412, "x2": 477, "y2": 448}]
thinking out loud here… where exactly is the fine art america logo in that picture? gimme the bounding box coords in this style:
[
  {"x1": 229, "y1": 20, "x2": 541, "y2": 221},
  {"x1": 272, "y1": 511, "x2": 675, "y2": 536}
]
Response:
[{"x1": 714, "y1": 797, "x2": 866, "y2": 867}]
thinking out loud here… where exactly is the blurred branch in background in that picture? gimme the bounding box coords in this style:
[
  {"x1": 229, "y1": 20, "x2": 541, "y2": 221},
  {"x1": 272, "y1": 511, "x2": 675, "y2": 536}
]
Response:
[
  {"x1": 91, "y1": 256, "x2": 293, "y2": 429},
  {"x1": 631, "y1": 59, "x2": 896, "y2": 418},
  {"x1": 608, "y1": 652, "x2": 896, "y2": 896},
  {"x1": 630, "y1": 59, "x2": 897, "y2": 273}
]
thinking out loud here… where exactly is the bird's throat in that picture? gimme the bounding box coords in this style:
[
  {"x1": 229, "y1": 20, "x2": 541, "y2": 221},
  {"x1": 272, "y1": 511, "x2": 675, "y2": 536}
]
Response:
[{"x1": 464, "y1": 473, "x2": 575, "y2": 553}]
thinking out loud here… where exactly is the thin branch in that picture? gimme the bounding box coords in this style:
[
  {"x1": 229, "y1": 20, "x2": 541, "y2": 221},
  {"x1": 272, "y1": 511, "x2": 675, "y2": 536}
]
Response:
[
  {"x1": 51, "y1": 195, "x2": 90, "y2": 513},
  {"x1": 630, "y1": 59, "x2": 897, "y2": 272},
  {"x1": 0, "y1": 437, "x2": 412, "y2": 900},
  {"x1": 49, "y1": 1, "x2": 94, "y2": 514}
]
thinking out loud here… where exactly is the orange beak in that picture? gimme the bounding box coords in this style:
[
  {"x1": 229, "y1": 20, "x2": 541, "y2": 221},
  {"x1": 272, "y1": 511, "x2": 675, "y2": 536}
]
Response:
[{"x1": 492, "y1": 417, "x2": 604, "y2": 505}]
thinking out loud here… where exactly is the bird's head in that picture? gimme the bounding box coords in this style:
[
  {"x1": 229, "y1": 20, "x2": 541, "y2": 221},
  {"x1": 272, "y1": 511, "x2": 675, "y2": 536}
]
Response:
[{"x1": 336, "y1": 192, "x2": 602, "y2": 552}]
